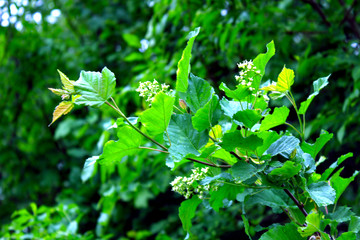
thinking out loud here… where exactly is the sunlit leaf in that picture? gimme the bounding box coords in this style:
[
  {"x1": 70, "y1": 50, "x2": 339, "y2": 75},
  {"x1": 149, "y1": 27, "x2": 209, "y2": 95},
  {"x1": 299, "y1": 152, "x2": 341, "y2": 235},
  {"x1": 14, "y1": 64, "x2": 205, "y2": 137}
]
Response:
[
  {"x1": 48, "y1": 101, "x2": 74, "y2": 126},
  {"x1": 260, "y1": 106, "x2": 290, "y2": 131}
]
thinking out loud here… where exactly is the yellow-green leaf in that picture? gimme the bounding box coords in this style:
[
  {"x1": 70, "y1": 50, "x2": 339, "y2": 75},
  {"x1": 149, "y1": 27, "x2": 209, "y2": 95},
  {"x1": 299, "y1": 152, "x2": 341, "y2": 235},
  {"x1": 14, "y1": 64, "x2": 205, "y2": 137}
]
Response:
[
  {"x1": 260, "y1": 83, "x2": 278, "y2": 92},
  {"x1": 57, "y1": 69, "x2": 75, "y2": 93},
  {"x1": 276, "y1": 66, "x2": 295, "y2": 92},
  {"x1": 48, "y1": 101, "x2": 74, "y2": 126},
  {"x1": 48, "y1": 88, "x2": 68, "y2": 96}
]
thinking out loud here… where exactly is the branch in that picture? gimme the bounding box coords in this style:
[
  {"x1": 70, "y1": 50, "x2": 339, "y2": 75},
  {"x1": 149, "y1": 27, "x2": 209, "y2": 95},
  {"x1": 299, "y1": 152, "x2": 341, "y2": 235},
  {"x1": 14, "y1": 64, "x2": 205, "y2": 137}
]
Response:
[
  {"x1": 338, "y1": 0, "x2": 360, "y2": 39},
  {"x1": 186, "y1": 157, "x2": 231, "y2": 168},
  {"x1": 283, "y1": 189, "x2": 308, "y2": 225},
  {"x1": 302, "y1": 0, "x2": 331, "y2": 27}
]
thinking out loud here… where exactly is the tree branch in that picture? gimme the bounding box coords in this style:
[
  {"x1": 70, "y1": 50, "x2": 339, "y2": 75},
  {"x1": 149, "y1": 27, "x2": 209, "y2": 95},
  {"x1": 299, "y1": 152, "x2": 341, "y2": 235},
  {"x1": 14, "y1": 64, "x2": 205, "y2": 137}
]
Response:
[
  {"x1": 283, "y1": 189, "x2": 308, "y2": 225},
  {"x1": 302, "y1": 0, "x2": 331, "y2": 27}
]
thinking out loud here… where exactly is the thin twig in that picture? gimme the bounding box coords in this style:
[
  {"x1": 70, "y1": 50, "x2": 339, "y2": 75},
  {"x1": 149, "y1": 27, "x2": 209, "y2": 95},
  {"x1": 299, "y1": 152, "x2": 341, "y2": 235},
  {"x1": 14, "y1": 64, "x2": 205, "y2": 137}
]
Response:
[
  {"x1": 186, "y1": 157, "x2": 231, "y2": 168},
  {"x1": 283, "y1": 189, "x2": 308, "y2": 220}
]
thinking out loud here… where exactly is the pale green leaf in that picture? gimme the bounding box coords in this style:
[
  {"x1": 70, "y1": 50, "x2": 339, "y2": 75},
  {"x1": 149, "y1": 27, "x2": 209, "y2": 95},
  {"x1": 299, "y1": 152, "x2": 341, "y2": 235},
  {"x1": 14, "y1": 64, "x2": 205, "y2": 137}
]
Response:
[
  {"x1": 219, "y1": 98, "x2": 244, "y2": 118},
  {"x1": 81, "y1": 156, "x2": 99, "y2": 182},
  {"x1": 192, "y1": 94, "x2": 222, "y2": 131},
  {"x1": 48, "y1": 101, "x2": 74, "y2": 126},
  {"x1": 185, "y1": 73, "x2": 214, "y2": 113},
  {"x1": 349, "y1": 216, "x2": 360, "y2": 233},
  {"x1": 265, "y1": 136, "x2": 300, "y2": 157},
  {"x1": 298, "y1": 75, "x2": 330, "y2": 115},
  {"x1": 74, "y1": 67, "x2": 116, "y2": 107},
  {"x1": 276, "y1": 66, "x2": 295, "y2": 92},
  {"x1": 176, "y1": 27, "x2": 200, "y2": 92},
  {"x1": 57, "y1": 69, "x2": 75, "y2": 92},
  {"x1": 140, "y1": 92, "x2": 175, "y2": 136},
  {"x1": 307, "y1": 181, "x2": 335, "y2": 207},
  {"x1": 298, "y1": 212, "x2": 321, "y2": 237},
  {"x1": 212, "y1": 148, "x2": 237, "y2": 165},
  {"x1": 337, "y1": 232, "x2": 357, "y2": 240},
  {"x1": 260, "y1": 106, "x2": 290, "y2": 131}
]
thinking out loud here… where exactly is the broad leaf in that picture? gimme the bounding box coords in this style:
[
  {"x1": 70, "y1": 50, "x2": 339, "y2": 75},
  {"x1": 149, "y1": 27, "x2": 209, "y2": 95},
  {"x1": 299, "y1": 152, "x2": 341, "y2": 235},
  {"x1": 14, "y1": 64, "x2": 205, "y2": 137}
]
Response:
[
  {"x1": 253, "y1": 40, "x2": 275, "y2": 77},
  {"x1": 231, "y1": 161, "x2": 263, "y2": 182},
  {"x1": 99, "y1": 125, "x2": 143, "y2": 165},
  {"x1": 321, "y1": 152, "x2": 353, "y2": 180},
  {"x1": 330, "y1": 168, "x2": 359, "y2": 203},
  {"x1": 298, "y1": 212, "x2": 321, "y2": 237},
  {"x1": 209, "y1": 184, "x2": 244, "y2": 212},
  {"x1": 249, "y1": 189, "x2": 295, "y2": 208},
  {"x1": 269, "y1": 161, "x2": 302, "y2": 179},
  {"x1": 57, "y1": 69, "x2": 75, "y2": 92},
  {"x1": 337, "y1": 232, "x2": 357, "y2": 240},
  {"x1": 233, "y1": 109, "x2": 262, "y2": 129},
  {"x1": 176, "y1": 27, "x2": 200, "y2": 92},
  {"x1": 74, "y1": 67, "x2": 116, "y2": 107},
  {"x1": 140, "y1": 92, "x2": 175, "y2": 136},
  {"x1": 221, "y1": 131, "x2": 263, "y2": 152},
  {"x1": 260, "y1": 223, "x2": 306, "y2": 240},
  {"x1": 349, "y1": 216, "x2": 360, "y2": 233},
  {"x1": 219, "y1": 82, "x2": 251, "y2": 102},
  {"x1": 265, "y1": 136, "x2": 300, "y2": 157},
  {"x1": 299, "y1": 75, "x2": 330, "y2": 115},
  {"x1": 301, "y1": 130, "x2": 333, "y2": 159},
  {"x1": 212, "y1": 148, "x2": 237, "y2": 165},
  {"x1": 81, "y1": 156, "x2": 99, "y2": 183},
  {"x1": 276, "y1": 66, "x2": 295, "y2": 92},
  {"x1": 307, "y1": 181, "x2": 335, "y2": 207},
  {"x1": 192, "y1": 94, "x2": 222, "y2": 131},
  {"x1": 185, "y1": 73, "x2": 214, "y2": 113},
  {"x1": 220, "y1": 98, "x2": 245, "y2": 118},
  {"x1": 179, "y1": 196, "x2": 202, "y2": 234},
  {"x1": 168, "y1": 114, "x2": 209, "y2": 162},
  {"x1": 255, "y1": 131, "x2": 280, "y2": 156},
  {"x1": 260, "y1": 106, "x2": 290, "y2": 131},
  {"x1": 48, "y1": 101, "x2": 74, "y2": 126}
]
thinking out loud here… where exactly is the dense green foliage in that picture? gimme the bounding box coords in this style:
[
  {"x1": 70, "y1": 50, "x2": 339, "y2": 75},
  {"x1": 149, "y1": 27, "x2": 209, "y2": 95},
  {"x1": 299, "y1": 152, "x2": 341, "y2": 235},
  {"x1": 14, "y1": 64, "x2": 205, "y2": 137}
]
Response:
[{"x1": 1, "y1": 0, "x2": 360, "y2": 239}]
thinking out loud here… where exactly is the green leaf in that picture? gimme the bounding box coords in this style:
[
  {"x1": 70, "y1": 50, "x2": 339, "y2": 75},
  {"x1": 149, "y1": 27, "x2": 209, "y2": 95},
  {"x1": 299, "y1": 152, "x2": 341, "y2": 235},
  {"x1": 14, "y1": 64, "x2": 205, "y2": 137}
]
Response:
[
  {"x1": 298, "y1": 75, "x2": 330, "y2": 115},
  {"x1": 209, "y1": 184, "x2": 244, "y2": 212},
  {"x1": 122, "y1": 33, "x2": 141, "y2": 48},
  {"x1": 74, "y1": 67, "x2": 116, "y2": 107},
  {"x1": 327, "y1": 206, "x2": 354, "y2": 223},
  {"x1": 260, "y1": 106, "x2": 290, "y2": 131},
  {"x1": 301, "y1": 130, "x2": 333, "y2": 159},
  {"x1": 242, "y1": 215, "x2": 252, "y2": 240},
  {"x1": 260, "y1": 223, "x2": 306, "y2": 240},
  {"x1": 81, "y1": 156, "x2": 99, "y2": 182},
  {"x1": 48, "y1": 101, "x2": 74, "y2": 126},
  {"x1": 330, "y1": 168, "x2": 359, "y2": 203},
  {"x1": 337, "y1": 232, "x2": 357, "y2": 240},
  {"x1": 231, "y1": 161, "x2": 263, "y2": 182},
  {"x1": 276, "y1": 66, "x2": 295, "y2": 92},
  {"x1": 212, "y1": 148, "x2": 237, "y2": 165},
  {"x1": 176, "y1": 27, "x2": 200, "y2": 92},
  {"x1": 255, "y1": 131, "x2": 280, "y2": 156},
  {"x1": 192, "y1": 94, "x2": 222, "y2": 131},
  {"x1": 253, "y1": 40, "x2": 275, "y2": 77},
  {"x1": 221, "y1": 131, "x2": 263, "y2": 152},
  {"x1": 184, "y1": 73, "x2": 214, "y2": 113},
  {"x1": 349, "y1": 216, "x2": 360, "y2": 233},
  {"x1": 249, "y1": 189, "x2": 295, "y2": 208},
  {"x1": 99, "y1": 125, "x2": 142, "y2": 165},
  {"x1": 321, "y1": 152, "x2": 353, "y2": 180},
  {"x1": 140, "y1": 92, "x2": 175, "y2": 136},
  {"x1": 168, "y1": 114, "x2": 208, "y2": 162},
  {"x1": 179, "y1": 196, "x2": 202, "y2": 234},
  {"x1": 220, "y1": 98, "x2": 244, "y2": 118},
  {"x1": 269, "y1": 161, "x2": 302, "y2": 179},
  {"x1": 307, "y1": 181, "x2": 335, "y2": 207},
  {"x1": 298, "y1": 212, "x2": 321, "y2": 237},
  {"x1": 233, "y1": 109, "x2": 263, "y2": 129},
  {"x1": 265, "y1": 136, "x2": 300, "y2": 157},
  {"x1": 219, "y1": 82, "x2": 251, "y2": 102},
  {"x1": 57, "y1": 69, "x2": 75, "y2": 92}
]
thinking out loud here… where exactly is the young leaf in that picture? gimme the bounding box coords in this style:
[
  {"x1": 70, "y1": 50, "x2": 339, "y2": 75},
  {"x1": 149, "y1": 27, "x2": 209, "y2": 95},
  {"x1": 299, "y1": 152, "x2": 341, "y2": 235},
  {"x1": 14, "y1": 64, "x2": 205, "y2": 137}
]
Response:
[
  {"x1": 168, "y1": 114, "x2": 209, "y2": 162},
  {"x1": 192, "y1": 94, "x2": 222, "y2": 131},
  {"x1": 219, "y1": 82, "x2": 251, "y2": 102},
  {"x1": 221, "y1": 131, "x2": 263, "y2": 153},
  {"x1": 260, "y1": 223, "x2": 306, "y2": 240},
  {"x1": 209, "y1": 184, "x2": 244, "y2": 212},
  {"x1": 301, "y1": 130, "x2": 333, "y2": 159},
  {"x1": 140, "y1": 92, "x2": 175, "y2": 136},
  {"x1": 265, "y1": 136, "x2": 300, "y2": 157},
  {"x1": 99, "y1": 125, "x2": 142, "y2": 165},
  {"x1": 269, "y1": 161, "x2": 302, "y2": 179},
  {"x1": 184, "y1": 73, "x2": 214, "y2": 113},
  {"x1": 307, "y1": 181, "x2": 335, "y2": 207},
  {"x1": 176, "y1": 27, "x2": 200, "y2": 93},
  {"x1": 74, "y1": 67, "x2": 116, "y2": 107},
  {"x1": 330, "y1": 168, "x2": 359, "y2": 203},
  {"x1": 276, "y1": 66, "x2": 295, "y2": 92},
  {"x1": 233, "y1": 109, "x2": 263, "y2": 129},
  {"x1": 179, "y1": 196, "x2": 202, "y2": 235},
  {"x1": 299, "y1": 75, "x2": 330, "y2": 115},
  {"x1": 48, "y1": 101, "x2": 74, "y2": 126},
  {"x1": 297, "y1": 212, "x2": 321, "y2": 237},
  {"x1": 57, "y1": 69, "x2": 75, "y2": 93},
  {"x1": 260, "y1": 106, "x2": 290, "y2": 131}
]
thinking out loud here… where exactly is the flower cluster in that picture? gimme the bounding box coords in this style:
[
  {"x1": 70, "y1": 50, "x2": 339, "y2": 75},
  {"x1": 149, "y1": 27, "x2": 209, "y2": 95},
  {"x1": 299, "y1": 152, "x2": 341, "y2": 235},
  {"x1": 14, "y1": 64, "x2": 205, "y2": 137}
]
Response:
[
  {"x1": 235, "y1": 60, "x2": 261, "y2": 92},
  {"x1": 170, "y1": 167, "x2": 219, "y2": 199},
  {"x1": 136, "y1": 80, "x2": 172, "y2": 104}
]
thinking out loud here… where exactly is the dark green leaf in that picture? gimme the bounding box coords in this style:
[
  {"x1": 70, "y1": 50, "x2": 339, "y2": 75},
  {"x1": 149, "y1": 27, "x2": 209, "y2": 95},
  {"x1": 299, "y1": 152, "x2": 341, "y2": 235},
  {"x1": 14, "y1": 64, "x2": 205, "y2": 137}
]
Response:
[
  {"x1": 249, "y1": 189, "x2": 295, "y2": 208},
  {"x1": 330, "y1": 168, "x2": 359, "y2": 203},
  {"x1": 168, "y1": 114, "x2": 208, "y2": 162},
  {"x1": 260, "y1": 106, "x2": 290, "y2": 131},
  {"x1": 255, "y1": 131, "x2": 280, "y2": 156},
  {"x1": 301, "y1": 130, "x2": 333, "y2": 159},
  {"x1": 221, "y1": 131, "x2": 263, "y2": 152},
  {"x1": 192, "y1": 94, "x2": 222, "y2": 131},
  {"x1": 185, "y1": 73, "x2": 214, "y2": 113},
  {"x1": 242, "y1": 215, "x2": 252, "y2": 240},
  {"x1": 307, "y1": 181, "x2": 335, "y2": 207},
  {"x1": 74, "y1": 67, "x2": 116, "y2": 107},
  {"x1": 260, "y1": 223, "x2": 305, "y2": 240},
  {"x1": 233, "y1": 109, "x2": 263, "y2": 129},
  {"x1": 231, "y1": 161, "x2": 263, "y2": 182},
  {"x1": 176, "y1": 27, "x2": 200, "y2": 92},
  {"x1": 209, "y1": 184, "x2": 244, "y2": 212},
  {"x1": 321, "y1": 152, "x2": 353, "y2": 180},
  {"x1": 179, "y1": 196, "x2": 202, "y2": 233},
  {"x1": 140, "y1": 92, "x2": 175, "y2": 136},
  {"x1": 265, "y1": 136, "x2": 300, "y2": 157}
]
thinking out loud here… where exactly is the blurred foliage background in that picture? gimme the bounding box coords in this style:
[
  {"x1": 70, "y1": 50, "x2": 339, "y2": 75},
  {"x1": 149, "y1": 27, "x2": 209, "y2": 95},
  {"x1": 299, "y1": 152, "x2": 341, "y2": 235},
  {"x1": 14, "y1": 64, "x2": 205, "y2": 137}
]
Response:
[{"x1": 0, "y1": 0, "x2": 359, "y2": 239}]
